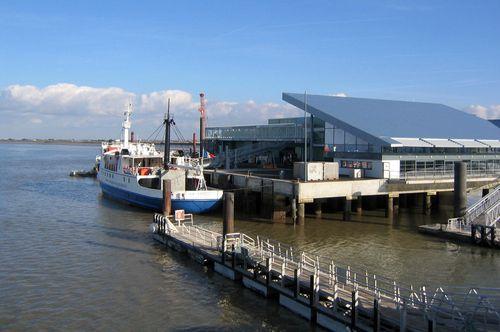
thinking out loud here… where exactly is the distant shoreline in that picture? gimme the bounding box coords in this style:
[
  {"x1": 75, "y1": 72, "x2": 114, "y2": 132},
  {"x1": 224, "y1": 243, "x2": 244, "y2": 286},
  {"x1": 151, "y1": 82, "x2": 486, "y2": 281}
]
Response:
[
  {"x1": 0, "y1": 139, "x2": 101, "y2": 146},
  {"x1": 0, "y1": 139, "x2": 196, "y2": 146}
]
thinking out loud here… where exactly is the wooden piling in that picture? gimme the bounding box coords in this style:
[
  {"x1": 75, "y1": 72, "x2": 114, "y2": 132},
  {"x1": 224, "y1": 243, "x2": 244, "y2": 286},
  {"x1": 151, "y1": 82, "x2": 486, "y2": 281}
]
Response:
[
  {"x1": 162, "y1": 179, "x2": 172, "y2": 216},
  {"x1": 223, "y1": 192, "x2": 235, "y2": 236}
]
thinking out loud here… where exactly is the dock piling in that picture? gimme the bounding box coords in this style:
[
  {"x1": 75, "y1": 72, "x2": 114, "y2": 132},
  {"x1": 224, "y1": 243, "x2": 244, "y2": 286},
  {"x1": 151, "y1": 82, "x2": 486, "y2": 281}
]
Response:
[
  {"x1": 162, "y1": 179, "x2": 172, "y2": 216},
  {"x1": 453, "y1": 161, "x2": 467, "y2": 218},
  {"x1": 223, "y1": 192, "x2": 235, "y2": 236}
]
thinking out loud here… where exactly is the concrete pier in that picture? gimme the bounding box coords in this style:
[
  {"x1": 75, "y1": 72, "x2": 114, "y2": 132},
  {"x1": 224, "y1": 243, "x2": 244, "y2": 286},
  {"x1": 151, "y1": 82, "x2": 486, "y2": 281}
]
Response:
[{"x1": 204, "y1": 169, "x2": 499, "y2": 223}]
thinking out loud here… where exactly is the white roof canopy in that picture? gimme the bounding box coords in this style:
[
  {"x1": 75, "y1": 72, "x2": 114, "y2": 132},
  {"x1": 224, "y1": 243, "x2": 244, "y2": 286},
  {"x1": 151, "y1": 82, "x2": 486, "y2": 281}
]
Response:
[
  {"x1": 421, "y1": 138, "x2": 462, "y2": 148},
  {"x1": 389, "y1": 137, "x2": 433, "y2": 147},
  {"x1": 450, "y1": 139, "x2": 490, "y2": 148},
  {"x1": 477, "y1": 140, "x2": 500, "y2": 148}
]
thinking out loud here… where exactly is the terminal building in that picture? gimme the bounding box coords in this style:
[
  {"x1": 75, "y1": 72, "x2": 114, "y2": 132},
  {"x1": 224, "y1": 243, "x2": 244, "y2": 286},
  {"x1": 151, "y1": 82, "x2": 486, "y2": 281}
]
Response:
[{"x1": 206, "y1": 93, "x2": 500, "y2": 180}]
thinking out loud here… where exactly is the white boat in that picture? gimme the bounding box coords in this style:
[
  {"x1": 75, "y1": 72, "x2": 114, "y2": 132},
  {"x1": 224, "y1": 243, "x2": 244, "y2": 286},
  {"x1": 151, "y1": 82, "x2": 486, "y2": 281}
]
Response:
[{"x1": 97, "y1": 103, "x2": 223, "y2": 213}]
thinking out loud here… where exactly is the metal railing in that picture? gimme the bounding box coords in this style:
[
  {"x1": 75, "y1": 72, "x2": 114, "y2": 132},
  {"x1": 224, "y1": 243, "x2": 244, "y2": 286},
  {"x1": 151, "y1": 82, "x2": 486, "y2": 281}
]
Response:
[
  {"x1": 206, "y1": 123, "x2": 305, "y2": 142},
  {"x1": 485, "y1": 201, "x2": 500, "y2": 227},
  {"x1": 402, "y1": 169, "x2": 500, "y2": 181},
  {"x1": 467, "y1": 186, "x2": 500, "y2": 223},
  {"x1": 211, "y1": 141, "x2": 289, "y2": 168},
  {"x1": 447, "y1": 186, "x2": 500, "y2": 231},
  {"x1": 152, "y1": 213, "x2": 500, "y2": 330}
]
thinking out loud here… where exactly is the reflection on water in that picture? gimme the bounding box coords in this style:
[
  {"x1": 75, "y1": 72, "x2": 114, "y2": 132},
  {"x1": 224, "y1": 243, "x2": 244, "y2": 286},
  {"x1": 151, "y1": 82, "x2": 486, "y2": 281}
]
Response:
[{"x1": 0, "y1": 143, "x2": 499, "y2": 330}]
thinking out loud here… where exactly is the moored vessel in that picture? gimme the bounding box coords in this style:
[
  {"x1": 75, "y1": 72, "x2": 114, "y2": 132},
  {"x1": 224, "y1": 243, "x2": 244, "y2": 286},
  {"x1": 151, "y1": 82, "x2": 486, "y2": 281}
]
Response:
[{"x1": 97, "y1": 101, "x2": 223, "y2": 213}]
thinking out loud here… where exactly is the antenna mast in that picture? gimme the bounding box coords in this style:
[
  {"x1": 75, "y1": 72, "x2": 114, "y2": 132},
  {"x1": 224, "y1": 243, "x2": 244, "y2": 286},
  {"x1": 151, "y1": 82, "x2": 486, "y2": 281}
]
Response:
[
  {"x1": 198, "y1": 92, "x2": 206, "y2": 159},
  {"x1": 163, "y1": 98, "x2": 173, "y2": 169},
  {"x1": 122, "y1": 102, "x2": 132, "y2": 148}
]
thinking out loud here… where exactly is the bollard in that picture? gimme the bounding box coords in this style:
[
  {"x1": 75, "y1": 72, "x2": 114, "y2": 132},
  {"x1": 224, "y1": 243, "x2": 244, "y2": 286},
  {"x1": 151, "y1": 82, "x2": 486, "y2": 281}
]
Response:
[
  {"x1": 162, "y1": 179, "x2": 172, "y2": 216},
  {"x1": 294, "y1": 268, "x2": 299, "y2": 298},
  {"x1": 265, "y1": 257, "x2": 271, "y2": 296},
  {"x1": 351, "y1": 289, "x2": 358, "y2": 329},
  {"x1": 373, "y1": 298, "x2": 380, "y2": 332},
  {"x1": 428, "y1": 318, "x2": 435, "y2": 331},
  {"x1": 453, "y1": 162, "x2": 467, "y2": 218},
  {"x1": 231, "y1": 244, "x2": 235, "y2": 269},
  {"x1": 310, "y1": 274, "x2": 317, "y2": 324}
]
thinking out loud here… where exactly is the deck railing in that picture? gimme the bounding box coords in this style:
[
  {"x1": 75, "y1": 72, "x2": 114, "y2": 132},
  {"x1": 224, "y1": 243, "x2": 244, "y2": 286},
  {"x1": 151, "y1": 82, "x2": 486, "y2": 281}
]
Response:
[{"x1": 153, "y1": 213, "x2": 500, "y2": 330}]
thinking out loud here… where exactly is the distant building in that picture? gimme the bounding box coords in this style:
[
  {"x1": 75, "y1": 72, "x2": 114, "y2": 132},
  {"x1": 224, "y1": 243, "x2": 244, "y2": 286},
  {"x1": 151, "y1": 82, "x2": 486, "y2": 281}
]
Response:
[{"x1": 206, "y1": 93, "x2": 500, "y2": 180}]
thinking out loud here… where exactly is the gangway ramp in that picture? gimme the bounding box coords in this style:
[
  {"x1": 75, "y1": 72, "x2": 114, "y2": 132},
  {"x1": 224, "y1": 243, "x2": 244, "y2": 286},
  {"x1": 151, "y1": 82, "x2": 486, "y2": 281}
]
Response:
[{"x1": 152, "y1": 213, "x2": 500, "y2": 331}]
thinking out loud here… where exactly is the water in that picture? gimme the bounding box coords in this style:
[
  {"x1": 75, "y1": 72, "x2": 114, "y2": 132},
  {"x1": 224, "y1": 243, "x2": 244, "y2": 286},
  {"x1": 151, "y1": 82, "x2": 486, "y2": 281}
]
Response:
[{"x1": 1, "y1": 143, "x2": 499, "y2": 330}]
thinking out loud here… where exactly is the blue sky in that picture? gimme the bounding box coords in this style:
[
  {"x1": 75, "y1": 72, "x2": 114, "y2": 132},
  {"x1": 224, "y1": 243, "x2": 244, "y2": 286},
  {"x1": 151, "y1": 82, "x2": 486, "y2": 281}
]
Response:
[{"x1": 0, "y1": 0, "x2": 499, "y2": 138}]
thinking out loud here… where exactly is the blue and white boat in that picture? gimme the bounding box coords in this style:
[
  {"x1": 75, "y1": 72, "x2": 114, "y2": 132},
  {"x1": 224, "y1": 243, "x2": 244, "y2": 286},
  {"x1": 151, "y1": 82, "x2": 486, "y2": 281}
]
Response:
[{"x1": 97, "y1": 103, "x2": 223, "y2": 213}]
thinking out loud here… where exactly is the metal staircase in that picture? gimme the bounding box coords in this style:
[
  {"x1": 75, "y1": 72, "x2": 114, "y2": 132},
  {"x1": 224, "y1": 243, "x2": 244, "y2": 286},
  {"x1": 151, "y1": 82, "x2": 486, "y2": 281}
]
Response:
[{"x1": 448, "y1": 186, "x2": 500, "y2": 230}]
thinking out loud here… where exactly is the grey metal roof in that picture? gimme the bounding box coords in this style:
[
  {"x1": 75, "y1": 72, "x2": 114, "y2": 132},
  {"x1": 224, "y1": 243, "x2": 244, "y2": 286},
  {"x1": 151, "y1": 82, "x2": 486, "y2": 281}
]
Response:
[{"x1": 283, "y1": 93, "x2": 500, "y2": 145}]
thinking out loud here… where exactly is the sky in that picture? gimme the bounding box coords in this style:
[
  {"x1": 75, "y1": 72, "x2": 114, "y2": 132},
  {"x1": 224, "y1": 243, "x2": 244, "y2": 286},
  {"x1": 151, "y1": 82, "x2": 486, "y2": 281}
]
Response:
[{"x1": 0, "y1": 0, "x2": 499, "y2": 139}]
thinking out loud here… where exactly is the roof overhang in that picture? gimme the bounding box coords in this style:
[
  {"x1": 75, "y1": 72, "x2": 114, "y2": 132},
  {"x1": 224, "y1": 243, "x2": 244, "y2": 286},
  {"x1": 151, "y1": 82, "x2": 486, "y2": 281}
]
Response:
[{"x1": 283, "y1": 92, "x2": 390, "y2": 147}]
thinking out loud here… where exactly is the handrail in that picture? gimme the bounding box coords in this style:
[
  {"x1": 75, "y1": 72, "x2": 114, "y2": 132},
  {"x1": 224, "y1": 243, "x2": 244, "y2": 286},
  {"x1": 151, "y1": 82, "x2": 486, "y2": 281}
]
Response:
[
  {"x1": 485, "y1": 200, "x2": 500, "y2": 227},
  {"x1": 152, "y1": 213, "x2": 500, "y2": 329},
  {"x1": 466, "y1": 186, "x2": 500, "y2": 223}
]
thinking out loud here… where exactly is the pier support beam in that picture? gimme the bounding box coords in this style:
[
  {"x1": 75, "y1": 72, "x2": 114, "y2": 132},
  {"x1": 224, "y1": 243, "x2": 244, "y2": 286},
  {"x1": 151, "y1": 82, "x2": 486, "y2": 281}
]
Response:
[
  {"x1": 291, "y1": 198, "x2": 297, "y2": 224},
  {"x1": 272, "y1": 195, "x2": 287, "y2": 223},
  {"x1": 162, "y1": 179, "x2": 172, "y2": 216},
  {"x1": 385, "y1": 195, "x2": 393, "y2": 218},
  {"x1": 399, "y1": 194, "x2": 408, "y2": 209},
  {"x1": 343, "y1": 196, "x2": 352, "y2": 221},
  {"x1": 454, "y1": 161, "x2": 467, "y2": 218},
  {"x1": 355, "y1": 196, "x2": 362, "y2": 215},
  {"x1": 423, "y1": 192, "x2": 435, "y2": 215},
  {"x1": 297, "y1": 203, "x2": 305, "y2": 225},
  {"x1": 314, "y1": 199, "x2": 322, "y2": 218}
]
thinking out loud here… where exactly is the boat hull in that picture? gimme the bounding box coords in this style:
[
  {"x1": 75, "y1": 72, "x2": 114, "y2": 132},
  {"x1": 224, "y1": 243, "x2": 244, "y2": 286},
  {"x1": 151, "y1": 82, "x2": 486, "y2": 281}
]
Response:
[{"x1": 100, "y1": 181, "x2": 221, "y2": 214}]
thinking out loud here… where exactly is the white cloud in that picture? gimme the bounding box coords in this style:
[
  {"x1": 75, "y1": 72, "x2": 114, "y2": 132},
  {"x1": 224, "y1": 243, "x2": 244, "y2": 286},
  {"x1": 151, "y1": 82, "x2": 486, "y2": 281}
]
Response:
[
  {"x1": 329, "y1": 92, "x2": 348, "y2": 97},
  {"x1": 0, "y1": 83, "x2": 297, "y2": 139},
  {"x1": 0, "y1": 83, "x2": 134, "y2": 116},
  {"x1": 464, "y1": 104, "x2": 500, "y2": 120}
]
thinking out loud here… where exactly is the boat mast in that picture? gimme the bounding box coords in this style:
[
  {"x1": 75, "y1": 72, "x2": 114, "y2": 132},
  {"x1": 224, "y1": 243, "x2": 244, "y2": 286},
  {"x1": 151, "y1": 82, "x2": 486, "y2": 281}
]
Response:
[
  {"x1": 198, "y1": 92, "x2": 206, "y2": 159},
  {"x1": 122, "y1": 102, "x2": 132, "y2": 148},
  {"x1": 163, "y1": 98, "x2": 172, "y2": 169}
]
